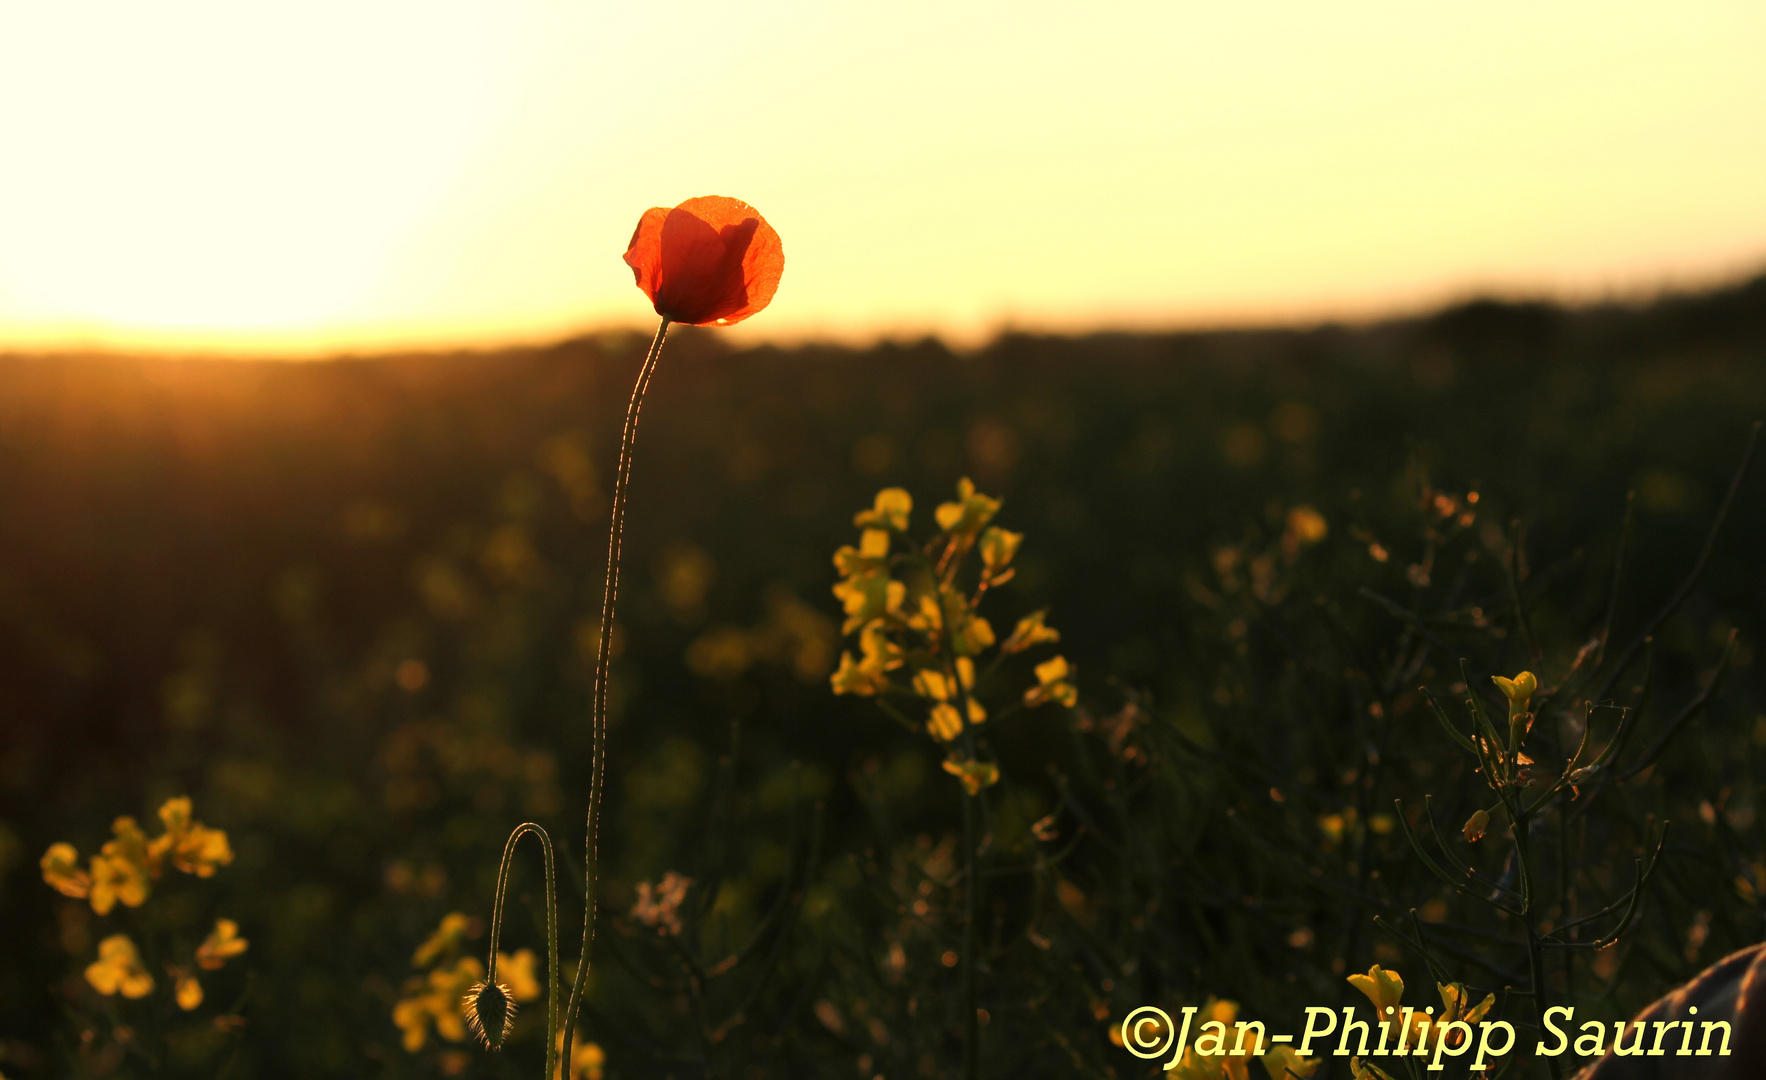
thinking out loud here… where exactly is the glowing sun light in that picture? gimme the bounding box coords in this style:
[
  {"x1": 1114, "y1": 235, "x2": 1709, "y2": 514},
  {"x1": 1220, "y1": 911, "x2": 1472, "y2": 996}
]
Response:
[{"x1": 0, "y1": 2, "x2": 506, "y2": 337}]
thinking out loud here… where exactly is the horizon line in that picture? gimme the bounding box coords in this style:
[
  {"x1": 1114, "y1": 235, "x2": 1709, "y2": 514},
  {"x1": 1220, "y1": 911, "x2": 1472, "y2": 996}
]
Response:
[{"x1": 3, "y1": 262, "x2": 1761, "y2": 365}]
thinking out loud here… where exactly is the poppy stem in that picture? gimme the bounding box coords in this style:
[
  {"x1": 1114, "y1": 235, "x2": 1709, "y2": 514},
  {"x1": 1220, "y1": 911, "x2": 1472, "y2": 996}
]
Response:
[
  {"x1": 560, "y1": 315, "x2": 670, "y2": 1077},
  {"x1": 484, "y1": 823, "x2": 557, "y2": 1070}
]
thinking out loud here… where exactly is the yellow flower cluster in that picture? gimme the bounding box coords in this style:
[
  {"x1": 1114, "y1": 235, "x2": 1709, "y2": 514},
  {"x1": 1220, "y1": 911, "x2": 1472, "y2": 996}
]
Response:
[
  {"x1": 1345, "y1": 964, "x2": 1493, "y2": 1054},
  {"x1": 829, "y1": 481, "x2": 1073, "y2": 794},
  {"x1": 1150, "y1": 998, "x2": 1320, "y2": 1080},
  {"x1": 41, "y1": 798, "x2": 246, "y2": 1010},
  {"x1": 393, "y1": 912, "x2": 547, "y2": 1054},
  {"x1": 1023, "y1": 655, "x2": 1078, "y2": 708},
  {"x1": 77, "y1": 921, "x2": 246, "y2": 1009},
  {"x1": 85, "y1": 935, "x2": 154, "y2": 1000},
  {"x1": 40, "y1": 796, "x2": 234, "y2": 915},
  {"x1": 394, "y1": 955, "x2": 487, "y2": 1052},
  {"x1": 79, "y1": 920, "x2": 248, "y2": 1010}
]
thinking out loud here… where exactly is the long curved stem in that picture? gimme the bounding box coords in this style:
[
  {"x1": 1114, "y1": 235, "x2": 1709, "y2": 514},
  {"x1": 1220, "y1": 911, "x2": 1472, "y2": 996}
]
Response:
[
  {"x1": 487, "y1": 823, "x2": 559, "y2": 1077},
  {"x1": 560, "y1": 316, "x2": 670, "y2": 1075}
]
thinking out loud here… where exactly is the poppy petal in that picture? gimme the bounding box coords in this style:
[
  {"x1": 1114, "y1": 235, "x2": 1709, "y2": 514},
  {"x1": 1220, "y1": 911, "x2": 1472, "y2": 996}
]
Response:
[{"x1": 623, "y1": 207, "x2": 669, "y2": 305}]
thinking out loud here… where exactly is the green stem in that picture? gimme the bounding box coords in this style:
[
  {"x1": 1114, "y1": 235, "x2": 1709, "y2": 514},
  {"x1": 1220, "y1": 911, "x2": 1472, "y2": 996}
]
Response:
[
  {"x1": 1512, "y1": 818, "x2": 1561, "y2": 1080},
  {"x1": 561, "y1": 316, "x2": 670, "y2": 1077},
  {"x1": 947, "y1": 653, "x2": 985, "y2": 1080},
  {"x1": 961, "y1": 785, "x2": 980, "y2": 1080}
]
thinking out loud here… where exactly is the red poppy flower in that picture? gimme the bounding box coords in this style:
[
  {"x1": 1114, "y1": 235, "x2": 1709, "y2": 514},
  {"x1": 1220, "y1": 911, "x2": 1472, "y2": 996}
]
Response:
[{"x1": 622, "y1": 196, "x2": 784, "y2": 327}]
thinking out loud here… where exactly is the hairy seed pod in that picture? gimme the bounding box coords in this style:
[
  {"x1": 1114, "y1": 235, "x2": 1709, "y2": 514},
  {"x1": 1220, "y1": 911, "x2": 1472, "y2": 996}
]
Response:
[{"x1": 464, "y1": 980, "x2": 515, "y2": 1049}]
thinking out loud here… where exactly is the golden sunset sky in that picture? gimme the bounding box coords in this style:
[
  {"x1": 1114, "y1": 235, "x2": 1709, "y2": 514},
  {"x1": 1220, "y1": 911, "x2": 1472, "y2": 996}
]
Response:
[{"x1": 2, "y1": 1, "x2": 1763, "y2": 355}]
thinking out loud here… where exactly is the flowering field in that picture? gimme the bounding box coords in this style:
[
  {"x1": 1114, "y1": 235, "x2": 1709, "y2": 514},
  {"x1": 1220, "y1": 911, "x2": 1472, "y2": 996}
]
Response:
[{"x1": 1, "y1": 274, "x2": 1764, "y2": 1078}]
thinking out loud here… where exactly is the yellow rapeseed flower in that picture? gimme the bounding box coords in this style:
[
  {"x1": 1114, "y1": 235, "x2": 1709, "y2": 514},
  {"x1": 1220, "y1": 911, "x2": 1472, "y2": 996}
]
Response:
[
  {"x1": 395, "y1": 915, "x2": 486, "y2": 1052},
  {"x1": 44, "y1": 798, "x2": 234, "y2": 915},
  {"x1": 934, "y1": 477, "x2": 1000, "y2": 537},
  {"x1": 175, "y1": 970, "x2": 204, "y2": 1011},
  {"x1": 927, "y1": 703, "x2": 964, "y2": 743},
  {"x1": 89, "y1": 817, "x2": 153, "y2": 915},
  {"x1": 554, "y1": 1029, "x2": 607, "y2": 1080},
  {"x1": 86, "y1": 934, "x2": 154, "y2": 999},
  {"x1": 832, "y1": 528, "x2": 891, "y2": 578},
  {"x1": 164, "y1": 822, "x2": 233, "y2": 879},
  {"x1": 853, "y1": 487, "x2": 912, "y2": 532},
  {"x1": 830, "y1": 650, "x2": 887, "y2": 695},
  {"x1": 1462, "y1": 809, "x2": 1490, "y2": 843},
  {"x1": 196, "y1": 918, "x2": 249, "y2": 970},
  {"x1": 393, "y1": 995, "x2": 433, "y2": 1053},
  {"x1": 1348, "y1": 966, "x2": 1445, "y2": 1047},
  {"x1": 413, "y1": 912, "x2": 471, "y2": 968},
  {"x1": 1346, "y1": 964, "x2": 1403, "y2": 1020},
  {"x1": 40, "y1": 842, "x2": 92, "y2": 899},
  {"x1": 1285, "y1": 506, "x2": 1328, "y2": 546},
  {"x1": 88, "y1": 853, "x2": 150, "y2": 915},
  {"x1": 978, "y1": 526, "x2": 1022, "y2": 572},
  {"x1": 1164, "y1": 998, "x2": 1260, "y2": 1080},
  {"x1": 496, "y1": 948, "x2": 543, "y2": 1003},
  {"x1": 832, "y1": 574, "x2": 904, "y2": 636},
  {"x1": 1491, "y1": 671, "x2": 1537, "y2": 723},
  {"x1": 913, "y1": 668, "x2": 955, "y2": 701},
  {"x1": 1002, "y1": 609, "x2": 1060, "y2": 654},
  {"x1": 906, "y1": 591, "x2": 943, "y2": 634},
  {"x1": 1024, "y1": 655, "x2": 1078, "y2": 708},
  {"x1": 428, "y1": 957, "x2": 483, "y2": 1044},
  {"x1": 942, "y1": 758, "x2": 1000, "y2": 795},
  {"x1": 1433, "y1": 974, "x2": 1490, "y2": 1030},
  {"x1": 1260, "y1": 1044, "x2": 1320, "y2": 1080},
  {"x1": 830, "y1": 621, "x2": 902, "y2": 696},
  {"x1": 949, "y1": 612, "x2": 996, "y2": 657}
]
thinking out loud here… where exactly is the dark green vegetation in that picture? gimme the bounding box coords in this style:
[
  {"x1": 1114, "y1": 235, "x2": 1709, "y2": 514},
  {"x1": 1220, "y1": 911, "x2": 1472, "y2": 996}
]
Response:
[{"x1": 1, "y1": 274, "x2": 1764, "y2": 1079}]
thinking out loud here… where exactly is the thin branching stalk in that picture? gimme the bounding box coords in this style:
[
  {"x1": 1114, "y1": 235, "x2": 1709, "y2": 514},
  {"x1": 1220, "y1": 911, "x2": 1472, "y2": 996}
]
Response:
[
  {"x1": 1511, "y1": 818, "x2": 1561, "y2": 1080},
  {"x1": 960, "y1": 785, "x2": 980, "y2": 1080},
  {"x1": 1590, "y1": 420, "x2": 1759, "y2": 705}
]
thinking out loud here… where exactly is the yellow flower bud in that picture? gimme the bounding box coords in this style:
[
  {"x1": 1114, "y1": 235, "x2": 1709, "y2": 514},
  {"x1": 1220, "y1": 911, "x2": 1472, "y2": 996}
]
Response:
[
  {"x1": 1491, "y1": 671, "x2": 1537, "y2": 722},
  {"x1": 1285, "y1": 505, "x2": 1328, "y2": 546},
  {"x1": 940, "y1": 758, "x2": 1000, "y2": 795},
  {"x1": 196, "y1": 918, "x2": 249, "y2": 970},
  {"x1": 175, "y1": 971, "x2": 204, "y2": 1011},
  {"x1": 853, "y1": 488, "x2": 912, "y2": 532},
  {"x1": 40, "y1": 842, "x2": 92, "y2": 899}
]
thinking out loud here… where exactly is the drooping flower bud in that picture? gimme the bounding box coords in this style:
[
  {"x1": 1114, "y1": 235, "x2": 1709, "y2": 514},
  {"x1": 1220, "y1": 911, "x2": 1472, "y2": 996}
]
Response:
[{"x1": 463, "y1": 978, "x2": 515, "y2": 1050}]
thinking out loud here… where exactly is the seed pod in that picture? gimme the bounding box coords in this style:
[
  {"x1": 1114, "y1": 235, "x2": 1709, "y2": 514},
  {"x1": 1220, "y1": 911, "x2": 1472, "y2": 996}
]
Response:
[{"x1": 463, "y1": 979, "x2": 515, "y2": 1050}]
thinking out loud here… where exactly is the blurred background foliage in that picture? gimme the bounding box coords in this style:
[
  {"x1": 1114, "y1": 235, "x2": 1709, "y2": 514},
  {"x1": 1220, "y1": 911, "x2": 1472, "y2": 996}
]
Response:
[{"x1": 1, "y1": 273, "x2": 1764, "y2": 1078}]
